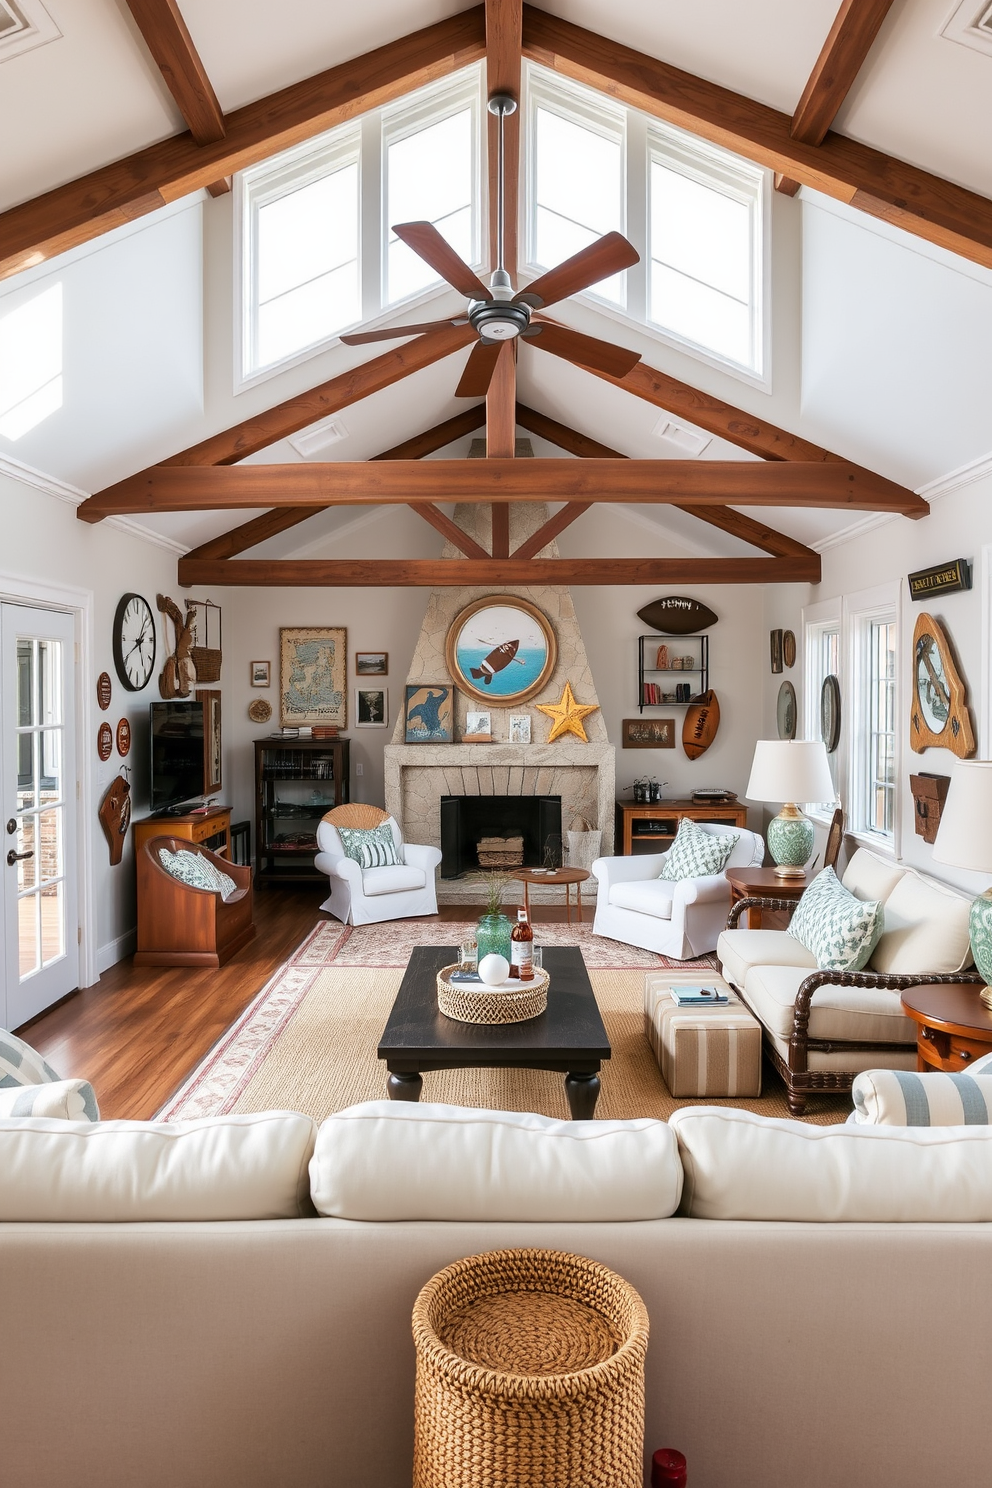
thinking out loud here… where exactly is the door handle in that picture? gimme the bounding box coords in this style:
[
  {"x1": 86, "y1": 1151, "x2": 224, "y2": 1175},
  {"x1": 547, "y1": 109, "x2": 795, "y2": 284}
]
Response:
[{"x1": 6, "y1": 850, "x2": 33, "y2": 866}]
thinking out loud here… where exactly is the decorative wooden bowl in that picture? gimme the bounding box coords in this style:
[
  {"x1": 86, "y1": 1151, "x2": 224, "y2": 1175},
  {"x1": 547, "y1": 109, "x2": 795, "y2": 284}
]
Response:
[{"x1": 436, "y1": 965, "x2": 549, "y2": 1024}]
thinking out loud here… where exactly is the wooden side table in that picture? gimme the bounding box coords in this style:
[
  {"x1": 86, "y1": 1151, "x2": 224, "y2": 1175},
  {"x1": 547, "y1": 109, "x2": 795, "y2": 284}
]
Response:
[
  {"x1": 725, "y1": 866, "x2": 809, "y2": 928},
  {"x1": 512, "y1": 868, "x2": 591, "y2": 924},
  {"x1": 900, "y1": 983, "x2": 992, "y2": 1072},
  {"x1": 133, "y1": 805, "x2": 231, "y2": 858}
]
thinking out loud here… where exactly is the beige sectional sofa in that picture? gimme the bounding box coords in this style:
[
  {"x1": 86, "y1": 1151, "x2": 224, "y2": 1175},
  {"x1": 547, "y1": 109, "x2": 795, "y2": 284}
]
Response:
[
  {"x1": 2, "y1": 1099, "x2": 991, "y2": 1488},
  {"x1": 718, "y1": 847, "x2": 978, "y2": 1112}
]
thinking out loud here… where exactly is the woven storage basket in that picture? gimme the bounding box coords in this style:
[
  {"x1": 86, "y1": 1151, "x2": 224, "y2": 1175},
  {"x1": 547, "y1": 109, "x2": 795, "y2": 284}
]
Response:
[
  {"x1": 413, "y1": 1249, "x2": 648, "y2": 1488},
  {"x1": 436, "y1": 965, "x2": 549, "y2": 1024},
  {"x1": 190, "y1": 646, "x2": 221, "y2": 682}
]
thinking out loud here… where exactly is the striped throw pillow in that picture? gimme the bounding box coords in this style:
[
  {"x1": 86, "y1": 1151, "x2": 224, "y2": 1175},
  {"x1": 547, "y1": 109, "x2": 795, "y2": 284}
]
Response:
[
  {"x1": 852, "y1": 1068, "x2": 992, "y2": 1125},
  {"x1": 0, "y1": 1079, "x2": 99, "y2": 1121},
  {"x1": 338, "y1": 822, "x2": 400, "y2": 870},
  {"x1": 0, "y1": 1027, "x2": 61, "y2": 1089}
]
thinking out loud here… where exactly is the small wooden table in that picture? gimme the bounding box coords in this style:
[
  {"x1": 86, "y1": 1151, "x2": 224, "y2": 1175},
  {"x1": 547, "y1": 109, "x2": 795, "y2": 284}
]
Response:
[
  {"x1": 900, "y1": 982, "x2": 992, "y2": 1072},
  {"x1": 512, "y1": 867, "x2": 591, "y2": 924},
  {"x1": 725, "y1": 866, "x2": 809, "y2": 927}
]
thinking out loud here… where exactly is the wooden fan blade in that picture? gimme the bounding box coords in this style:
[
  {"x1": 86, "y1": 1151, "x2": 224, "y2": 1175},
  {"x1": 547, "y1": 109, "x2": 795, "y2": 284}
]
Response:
[
  {"x1": 516, "y1": 231, "x2": 639, "y2": 309},
  {"x1": 393, "y1": 222, "x2": 492, "y2": 301},
  {"x1": 455, "y1": 340, "x2": 502, "y2": 397},
  {"x1": 340, "y1": 319, "x2": 464, "y2": 345},
  {"x1": 526, "y1": 320, "x2": 641, "y2": 379}
]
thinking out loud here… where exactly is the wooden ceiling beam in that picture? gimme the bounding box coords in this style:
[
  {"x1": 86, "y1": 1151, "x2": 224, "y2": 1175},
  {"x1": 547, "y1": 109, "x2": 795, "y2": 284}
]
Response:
[
  {"x1": 486, "y1": 0, "x2": 522, "y2": 272},
  {"x1": 176, "y1": 555, "x2": 821, "y2": 587},
  {"x1": 511, "y1": 502, "x2": 592, "y2": 559},
  {"x1": 411, "y1": 502, "x2": 491, "y2": 559},
  {"x1": 522, "y1": 5, "x2": 992, "y2": 270},
  {"x1": 0, "y1": 8, "x2": 485, "y2": 281},
  {"x1": 123, "y1": 0, "x2": 225, "y2": 145},
  {"x1": 182, "y1": 404, "x2": 488, "y2": 562},
  {"x1": 78, "y1": 456, "x2": 926, "y2": 522}
]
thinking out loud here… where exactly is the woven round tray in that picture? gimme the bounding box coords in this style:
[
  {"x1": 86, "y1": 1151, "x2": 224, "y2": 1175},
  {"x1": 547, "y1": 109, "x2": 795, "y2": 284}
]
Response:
[
  {"x1": 436, "y1": 964, "x2": 549, "y2": 1024},
  {"x1": 413, "y1": 1248, "x2": 649, "y2": 1488}
]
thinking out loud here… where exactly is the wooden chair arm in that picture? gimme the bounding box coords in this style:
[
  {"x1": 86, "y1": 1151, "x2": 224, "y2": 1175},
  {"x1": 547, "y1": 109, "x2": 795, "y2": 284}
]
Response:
[
  {"x1": 791, "y1": 968, "x2": 984, "y2": 1042},
  {"x1": 726, "y1": 895, "x2": 800, "y2": 929}
]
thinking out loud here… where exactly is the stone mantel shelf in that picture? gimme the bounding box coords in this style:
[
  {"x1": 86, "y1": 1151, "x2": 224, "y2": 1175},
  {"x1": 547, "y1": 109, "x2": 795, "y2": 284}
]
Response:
[{"x1": 385, "y1": 743, "x2": 615, "y2": 765}]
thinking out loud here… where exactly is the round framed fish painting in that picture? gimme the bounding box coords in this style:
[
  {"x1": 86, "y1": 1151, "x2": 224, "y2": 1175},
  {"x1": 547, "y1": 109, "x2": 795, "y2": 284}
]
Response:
[{"x1": 445, "y1": 596, "x2": 557, "y2": 706}]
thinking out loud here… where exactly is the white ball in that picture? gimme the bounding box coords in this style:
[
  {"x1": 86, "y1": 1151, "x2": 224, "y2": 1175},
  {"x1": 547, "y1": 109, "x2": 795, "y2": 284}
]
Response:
[{"x1": 478, "y1": 953, "x2": 509, "y2": 986}]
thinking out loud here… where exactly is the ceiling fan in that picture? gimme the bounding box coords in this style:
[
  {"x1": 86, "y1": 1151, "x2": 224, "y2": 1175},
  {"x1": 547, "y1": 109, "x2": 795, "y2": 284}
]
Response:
[{"x1": 340, "y1": 92, "x2": 642, "y2": 401}]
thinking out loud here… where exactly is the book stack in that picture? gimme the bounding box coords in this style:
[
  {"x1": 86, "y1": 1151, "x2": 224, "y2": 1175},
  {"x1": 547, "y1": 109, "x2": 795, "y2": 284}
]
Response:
[
  {"x1": 312, "y1": 726, "x2": 339, "y2": 740},
  {"x1": 668, "y1": 985, "x2": 729, "y2": 1006}
]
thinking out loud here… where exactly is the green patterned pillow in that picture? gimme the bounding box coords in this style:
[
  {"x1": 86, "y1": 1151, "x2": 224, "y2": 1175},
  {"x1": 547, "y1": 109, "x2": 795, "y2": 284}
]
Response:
[
  {"x1": 787, "y1": 867, "x2": 883, "y2": 972},
  {"x1": 661, "y1": 817, "x2": 739, "y2": 882},
  {"x1": 337, "y1": 822, "x2": 400, "y2": 869},
  {"x1": 158, "y1": 847, "x2": 238, "y2": 900}
]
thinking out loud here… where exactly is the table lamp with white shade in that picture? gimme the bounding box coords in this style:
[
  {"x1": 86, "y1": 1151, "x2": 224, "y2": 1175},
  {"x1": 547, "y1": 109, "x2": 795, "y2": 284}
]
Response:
[
  {"x1": 932, "y1": 760, "x2": 992, "y2": 1009},
  {"x1": 745, "y1": 740, "x2": 837, "y2": 879}
]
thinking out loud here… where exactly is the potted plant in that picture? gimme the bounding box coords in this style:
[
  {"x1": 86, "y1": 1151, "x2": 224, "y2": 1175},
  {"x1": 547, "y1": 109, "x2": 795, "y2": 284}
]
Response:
[{"x1": 476, "y1": 870, "x2": 513, "y2": 963}]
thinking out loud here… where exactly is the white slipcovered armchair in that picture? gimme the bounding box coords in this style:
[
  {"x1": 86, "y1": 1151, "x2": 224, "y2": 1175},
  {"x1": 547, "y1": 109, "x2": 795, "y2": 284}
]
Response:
[
  {"x1": 314, "y1": 805, "x2": 442, "y2": 926},
  {"x1": 592, "y1": 823, "x2": 765, "y2": 959}
]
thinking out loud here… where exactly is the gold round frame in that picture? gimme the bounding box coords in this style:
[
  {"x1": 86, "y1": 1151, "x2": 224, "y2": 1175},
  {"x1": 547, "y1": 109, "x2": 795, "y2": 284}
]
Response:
[{"x1": 444, "y1": 596, "x2": 558, "y2": 706}]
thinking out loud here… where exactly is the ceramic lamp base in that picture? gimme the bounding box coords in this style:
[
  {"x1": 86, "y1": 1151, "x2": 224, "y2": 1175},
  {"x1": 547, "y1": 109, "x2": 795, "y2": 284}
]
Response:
[
  {"x1": 766, "y1": 804, "x2": 813, "y2": 879},
  {"x1": 969, "y1": 889, "x2": 992, "y2": 1008}
]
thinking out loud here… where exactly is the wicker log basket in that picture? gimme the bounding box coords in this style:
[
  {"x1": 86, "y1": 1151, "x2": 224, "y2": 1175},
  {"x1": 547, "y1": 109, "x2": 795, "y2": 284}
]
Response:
[{"x1": 412, "y1": 1248, "x2": 649, "y2": 1488}]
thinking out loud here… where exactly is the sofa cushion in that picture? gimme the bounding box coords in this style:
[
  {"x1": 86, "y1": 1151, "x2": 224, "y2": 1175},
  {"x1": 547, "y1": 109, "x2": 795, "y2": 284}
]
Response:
[
  {"x1": 608, "y1": 879, "x2": 677, "y2": 919},
  {"x1": 0, "y1": 1079, "x2": 99, "y2": 1121},
  {"x1": 361, "y1": 864, "x2": 426, "y2": 896},
  {"x1": 661, "y1": 818, "x2": 739, "y2": 881},
  {"x1": 841, "y1": 847, "x2": 905, "y2": 905},
  {"x1": 310, "y1": 1101, "x2": 683, "y2": 1221},
  {"x1": 852, "y1": 1068, "x2": 992, "y2": 1125},
  {"x1": 0, "y1": 1111, "x2": 317, "y2": 1221},
  {"x1": 0, "y1": 1026, "x2": 62, "y2": 1088},
  {"x1": 158, "y1": 847, "x2": 238, "y2": 901},
  {"x1": 718, "y1": 928, "x2": 817, "y2": 991},
  {"x1": 869, "y1": 870, "x2": 973, "y2": 974},
  {"x1": 741, "y1": 964, "x2": 916, "y2": 1044},
  {"x1": 787, "y1": 867, "x2": 883, "y2": 972},
  {"x1": 669, "y1": 1105, "x2": 992, "y2": 1221}
]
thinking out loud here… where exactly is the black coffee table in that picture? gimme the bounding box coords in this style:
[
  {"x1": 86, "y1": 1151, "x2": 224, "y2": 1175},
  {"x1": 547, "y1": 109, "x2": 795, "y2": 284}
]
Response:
[{"x1": 377, "y1": 945, "x2": 611, "y2": 1119}]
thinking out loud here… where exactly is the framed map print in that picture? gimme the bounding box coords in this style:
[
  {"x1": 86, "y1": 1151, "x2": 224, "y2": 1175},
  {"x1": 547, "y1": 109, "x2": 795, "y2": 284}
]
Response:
[
  {"x1": 280, "y1": 627, "x2": 347, "y2": 728},
  {"x1": 444, "y1": 596, "x2": 557, "y2": 706}
]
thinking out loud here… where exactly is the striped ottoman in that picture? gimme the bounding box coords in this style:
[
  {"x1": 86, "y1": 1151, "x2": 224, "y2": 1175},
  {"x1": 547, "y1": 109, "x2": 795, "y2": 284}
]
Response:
[{"x1": 644, "y1": 972, "x2": 762, "y2": 1098}]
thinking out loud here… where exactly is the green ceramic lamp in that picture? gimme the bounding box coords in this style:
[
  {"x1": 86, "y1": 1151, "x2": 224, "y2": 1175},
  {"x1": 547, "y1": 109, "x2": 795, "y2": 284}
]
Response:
[
  {"x1": 746, "y1": 739, "x2": 836, "y2": 879},
  {"x1": 932, "y1": 761, "x2": 992, "y2": 1010}
]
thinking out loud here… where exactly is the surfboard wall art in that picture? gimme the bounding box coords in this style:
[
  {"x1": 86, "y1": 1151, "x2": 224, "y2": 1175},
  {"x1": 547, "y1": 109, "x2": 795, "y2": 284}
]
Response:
[
  {"x1": 637, "y1": 596, "x2": 718, "y2": 635},
  {"x1": 445, "y1": 597, "x2": 558, "y2": 707}
]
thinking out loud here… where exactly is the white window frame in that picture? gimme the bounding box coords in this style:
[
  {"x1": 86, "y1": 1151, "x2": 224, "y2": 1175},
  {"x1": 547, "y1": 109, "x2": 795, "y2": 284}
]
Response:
[
  {"x1": 845, "y1": 582, "x2": 901, "y2": 856},
  {"x1": 522, "y1": 62, "x2": 771, "y2": 390},
  {"x1": 802, "y1": 597, "x2": 842, "y2": 822}
]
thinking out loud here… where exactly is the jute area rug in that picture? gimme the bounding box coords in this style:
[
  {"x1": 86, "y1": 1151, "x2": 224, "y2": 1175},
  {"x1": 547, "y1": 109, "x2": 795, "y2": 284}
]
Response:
[{"x1": 160, "y1": 919, "x2": 849, "y2": 1125}]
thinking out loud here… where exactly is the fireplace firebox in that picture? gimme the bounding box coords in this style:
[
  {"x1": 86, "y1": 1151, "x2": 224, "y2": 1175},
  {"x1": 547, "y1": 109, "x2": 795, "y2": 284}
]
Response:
[{"x1": 440, "y1": 795, "x2": 563, "y2": 879}]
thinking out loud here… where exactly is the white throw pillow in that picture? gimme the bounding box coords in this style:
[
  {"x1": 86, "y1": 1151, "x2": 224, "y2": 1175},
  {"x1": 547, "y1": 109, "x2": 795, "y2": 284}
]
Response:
[
  {"x1": 670, "y1": 1105, "x2": 992, "y2": 1221},
  {"x1": 852, "y1": 1068, "x2": 992, "y2": 1125},
  {"x1": 661, "y1": 818, "x2": 738, "y2": 882},
  {"x1": 310, "y1": 1101, "x2": 683, "y2": 1221},
  {"x1": 0, "y1": 1079, "x2": 99, "y2": 1121},
  {"x1": 0, "y1": 1111, "x2": 316, "y2": 1221},
  {"x1": 787, "y1": 867, "x2": 882, "y2": 972}
]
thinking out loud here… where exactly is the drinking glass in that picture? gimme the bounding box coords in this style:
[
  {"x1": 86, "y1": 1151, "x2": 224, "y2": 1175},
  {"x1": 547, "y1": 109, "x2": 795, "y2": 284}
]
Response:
[{"x1": 532, "y1": 946, "x2": 543, "y2": 972}]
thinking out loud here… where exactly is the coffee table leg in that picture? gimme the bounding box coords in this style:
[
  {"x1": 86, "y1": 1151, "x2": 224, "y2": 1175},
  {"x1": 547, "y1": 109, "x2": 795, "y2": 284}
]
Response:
[
  {"x1": 387, "y1": 1071, "x2": 422, "y2": 1102},
  {"x1": 564, "y1": 1071, "x2": 600, "y2": 1119},
  {"x1": 576, "y1": 879, "x2": 582, "y2": 924}
]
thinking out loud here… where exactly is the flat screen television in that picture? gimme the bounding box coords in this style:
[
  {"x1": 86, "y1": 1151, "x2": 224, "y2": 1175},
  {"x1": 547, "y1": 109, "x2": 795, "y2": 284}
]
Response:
[{"x1": 149, "y1": 700, "x2": 205, "y2": 814}]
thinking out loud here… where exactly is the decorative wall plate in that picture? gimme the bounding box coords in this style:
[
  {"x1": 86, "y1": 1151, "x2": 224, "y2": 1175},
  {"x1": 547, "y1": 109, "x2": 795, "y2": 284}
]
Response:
[
  {"x1": 911, "y1": 611, "x2": 975, "y2": 757},
  {"x1": 820, "y1": 674, "x2": 841, "y2": 753},
  {"x1": 97, "y1": 672, "x2": 112, "y2": 710},
  {"x1": 248, "y1": 698, "x2": 272, "y2": 723},
  {"x1": 777, "y1": 681, "x2": 797, "y2": 741},
  {"x1": 682, "y1": 690, "x2": 720, "y2": 759},
  {"x1": 783, "y1": 630, "x2": 796, "y2": 669},
  {"x1": 115, "y1": 718, "x2": 131, "y2": 757},
  {"x1": 97, "y1": 721, "x2": 113, "y2": 761},
  {"x1": 637, "y1": 596, "x2": 718, "y2": 634},
  {"x1": 445, "y1": 596, "x2": 557, "y2": 706}
]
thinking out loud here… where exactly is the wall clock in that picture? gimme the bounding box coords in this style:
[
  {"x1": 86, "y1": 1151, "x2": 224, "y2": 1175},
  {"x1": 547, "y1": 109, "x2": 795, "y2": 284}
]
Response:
[
  {"x1": 445, "y1": 596, "x2": 557, "y2": 706},
  {"x1": 911, "y1": 611, "x2": 975, "y2": 757},
  {"x1": 113, "y1": 593, "x2": 157, "y2": 692}
]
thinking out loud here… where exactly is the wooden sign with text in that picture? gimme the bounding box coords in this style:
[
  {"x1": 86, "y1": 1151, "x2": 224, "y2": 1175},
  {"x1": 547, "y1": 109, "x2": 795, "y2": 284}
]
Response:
[{"x1": 908, "y1": 559, "x2": 971, "y2": 601}]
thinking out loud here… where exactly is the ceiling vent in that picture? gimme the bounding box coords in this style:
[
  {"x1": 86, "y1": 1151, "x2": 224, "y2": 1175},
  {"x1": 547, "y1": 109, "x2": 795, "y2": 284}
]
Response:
[
  {"x1": 288, "y1": 417, "x2": 349, "y2": 459},
  {"x1": 940, "y1": 1, "x2": 992, "y2": 58},
  {"x1": 652, "y1": 418, "x2": 711, "y2": 457},
  {"x1": 0, "y1": 0, "x2": 61, "y2": 62}
]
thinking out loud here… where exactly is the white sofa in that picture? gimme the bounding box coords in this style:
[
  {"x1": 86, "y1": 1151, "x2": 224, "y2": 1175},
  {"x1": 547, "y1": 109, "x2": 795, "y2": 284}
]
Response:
[
  {"x1": 718, "y1": 846, "x2": 978, "y2": 1114},
  {"x1": 2, "y1": 1099, "x2": 991, "y2": 1488},
  {"x1": 314, "y1": 814, "x2": 442, "y2": 924},
  {"x1": 591, "y1": 823, "x2": 764, "y2": 959}
]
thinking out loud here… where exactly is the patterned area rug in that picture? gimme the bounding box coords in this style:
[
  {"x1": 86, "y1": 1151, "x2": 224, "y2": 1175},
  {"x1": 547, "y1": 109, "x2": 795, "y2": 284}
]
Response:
[{"x1": 160, "y1": 917, "x2": 849, "y2": 1125}]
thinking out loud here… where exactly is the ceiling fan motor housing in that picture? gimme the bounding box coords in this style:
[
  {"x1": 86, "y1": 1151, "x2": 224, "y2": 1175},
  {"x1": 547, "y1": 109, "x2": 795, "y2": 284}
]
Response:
[{"x1": 469, "y1": 284, "x2": 531, "y2": 342}]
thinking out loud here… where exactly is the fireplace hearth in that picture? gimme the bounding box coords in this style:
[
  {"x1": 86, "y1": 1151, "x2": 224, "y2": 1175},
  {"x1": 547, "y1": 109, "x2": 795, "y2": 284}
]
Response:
[{"x1": 441, "y1": 794, "x2": 562, "y2": 879}]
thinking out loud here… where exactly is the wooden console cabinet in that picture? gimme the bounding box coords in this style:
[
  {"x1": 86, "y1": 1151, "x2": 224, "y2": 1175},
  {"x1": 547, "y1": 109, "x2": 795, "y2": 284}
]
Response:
[
  {"x1": 616, "y1": 799, "x2": 749, "y2": 855},
  {"x1": 133, "y1": 805, "x2": 231, "y2": 858},
  {"x1": 254, "y1": 736, "x2": 350, "y2": 884}
]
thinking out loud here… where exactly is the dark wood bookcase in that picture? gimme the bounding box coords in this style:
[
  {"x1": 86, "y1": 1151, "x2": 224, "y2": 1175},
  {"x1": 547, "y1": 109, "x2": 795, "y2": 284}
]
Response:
[{"x1": 253, "y1": 736, "x2": 350, "y2": 884}]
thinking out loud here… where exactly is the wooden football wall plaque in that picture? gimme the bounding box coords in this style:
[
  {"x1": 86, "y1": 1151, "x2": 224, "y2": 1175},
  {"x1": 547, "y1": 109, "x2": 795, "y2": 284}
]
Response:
[
  {"x1": 636, "y1": 596, "x2": 718, "y2": 635},
  {"x1": 682, "y1": 690, "x2": 720, "y2": 759},
  {"x1": 97, "y1": 721, "x2": 113, "y2": 761},
  {"x1": 97, "y1": 672, "x2": 112, "y2": 710}
]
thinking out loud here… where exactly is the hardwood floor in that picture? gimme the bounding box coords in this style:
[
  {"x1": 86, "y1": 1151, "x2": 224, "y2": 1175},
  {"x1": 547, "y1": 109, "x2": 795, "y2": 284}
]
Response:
[{"x1": 20, "y1": 890, "x2": 576, "y2": 1120}]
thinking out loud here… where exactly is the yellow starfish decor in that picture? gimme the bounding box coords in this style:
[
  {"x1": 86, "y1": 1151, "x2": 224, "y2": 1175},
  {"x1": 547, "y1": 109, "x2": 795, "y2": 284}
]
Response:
[{"x1": 535, "y1": 681, "x2": 599, "y2": 743}]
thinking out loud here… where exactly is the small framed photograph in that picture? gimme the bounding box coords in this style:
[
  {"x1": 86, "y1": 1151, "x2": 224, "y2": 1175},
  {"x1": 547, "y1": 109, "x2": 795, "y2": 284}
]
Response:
[
  {"x1": 355, "y1": 688, "x2": 388, "y2": 728},
  {"x1": 356, "y1": 652, "x2": 388, "y2": 676},
  {"x1": 622, "y1": 717, "x2": 675, "y2": 749},
  {"x1": 463, "y1": 711, "x2": 492, "y2": 742},
  {"x1": 250, "y1": 660, "x2": 270, "y2": 688},
  {"x1": 405, "y1": 684, "x2": 453, "y2": 743},
  {"x1": 509, "y1": 714, "x2": 531, "y2": 744}
]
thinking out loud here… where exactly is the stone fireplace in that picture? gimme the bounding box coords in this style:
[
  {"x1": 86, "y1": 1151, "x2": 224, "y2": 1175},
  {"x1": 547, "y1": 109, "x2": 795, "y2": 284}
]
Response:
[{"x1": 440, "y1": 793, "x2": 562, "y2": 877}]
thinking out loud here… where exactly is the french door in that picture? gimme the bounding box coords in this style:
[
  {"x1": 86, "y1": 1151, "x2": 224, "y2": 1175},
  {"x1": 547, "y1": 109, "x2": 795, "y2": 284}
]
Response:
[{"x1": 1, "y1": 603, "x2": 78, "y2": 1029}]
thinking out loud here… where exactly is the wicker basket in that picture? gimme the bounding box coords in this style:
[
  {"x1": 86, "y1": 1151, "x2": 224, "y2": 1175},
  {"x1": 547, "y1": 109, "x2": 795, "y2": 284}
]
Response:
[
  {"x1": 436, "y1": 965, "x2": 548, "y2": 1024},
  {"x1": 413, "y1": 1248, "x2": 649, "y2": 1488},
  {"x1": 190, "y1": 646, "x2": 222, "y2": 683},
  {"x1": 477, "y1": 835, "x2": 524, "y2": 868}
]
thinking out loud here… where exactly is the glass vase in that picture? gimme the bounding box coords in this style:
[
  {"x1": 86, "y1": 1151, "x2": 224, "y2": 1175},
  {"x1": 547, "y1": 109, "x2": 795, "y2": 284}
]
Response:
[{"x1": 476, "y1": 912, "x2": 512, "y2": 964}]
